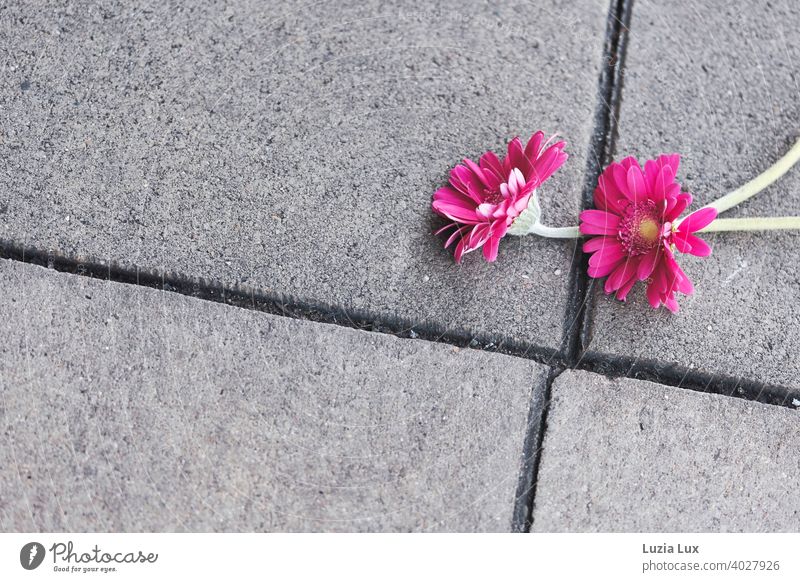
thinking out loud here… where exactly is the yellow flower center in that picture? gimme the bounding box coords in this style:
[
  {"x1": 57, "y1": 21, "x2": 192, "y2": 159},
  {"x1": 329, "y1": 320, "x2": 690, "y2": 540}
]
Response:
[{"x1": 638, "y1": 218, "x2": 659, "y2": 243}]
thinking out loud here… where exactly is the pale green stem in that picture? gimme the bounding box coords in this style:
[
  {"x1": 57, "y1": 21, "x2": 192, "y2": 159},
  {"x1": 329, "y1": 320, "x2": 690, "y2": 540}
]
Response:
[
  {"x1": 697, "y1": 216, "x2": 800, "y2": 233},
  {"x1": 531, "y1": 216, "x2": 800, "y2": 239},
  {"x1": 703, "y1": 137, "x2": 800, "y2": 214},
  {"x1": 527, "y1": 223, "x2": 581, "y2": 238}
]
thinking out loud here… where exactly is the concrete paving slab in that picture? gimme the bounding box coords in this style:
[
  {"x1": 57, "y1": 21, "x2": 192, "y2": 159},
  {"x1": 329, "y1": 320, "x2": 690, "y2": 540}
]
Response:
[
  {"x1": 0, "y1": 259, "x2": 548, "y2": 532},
  {"x1": 0, "y1": 0, "x2": 610, "y2": 350},
  {"x1": 532, "y1": 370, "x2": 800, "y2": 532},
  {"x1": 585, "y1": 0, "x2": 800, "y2": 388}
]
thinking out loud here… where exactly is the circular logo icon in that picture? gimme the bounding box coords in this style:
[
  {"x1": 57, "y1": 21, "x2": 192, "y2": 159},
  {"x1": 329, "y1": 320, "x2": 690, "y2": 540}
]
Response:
[{"x1": 20, "y1": 542, "x2": 46, "y2": 570}]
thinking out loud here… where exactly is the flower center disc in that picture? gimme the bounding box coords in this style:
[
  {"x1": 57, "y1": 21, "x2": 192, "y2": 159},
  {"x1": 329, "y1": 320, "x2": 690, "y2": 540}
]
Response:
[
  {"x1": 620, "y1": 201, "x2": 662, "y2": 255},
  {"x1": 484, "y1": 189, "x2": 504, "y2": 205},
  {"x1": 638, "y1": 218, "x2": 659, "y2": 243}
]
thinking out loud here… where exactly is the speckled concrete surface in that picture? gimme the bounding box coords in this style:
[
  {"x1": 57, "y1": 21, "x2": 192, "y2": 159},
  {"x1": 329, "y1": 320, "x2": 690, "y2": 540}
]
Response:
[{"x1": 532, "y1": 370, "x2": 800, "y2": 532}]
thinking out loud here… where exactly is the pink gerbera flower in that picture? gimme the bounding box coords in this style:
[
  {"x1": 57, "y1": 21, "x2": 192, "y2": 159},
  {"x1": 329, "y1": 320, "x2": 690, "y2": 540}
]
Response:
[
  {"x1": 432, "y1": 132, "x2": 568, "y2": 262},
  {"x1": 579, "y1": 155, "x2": 717, "y2": 312}
]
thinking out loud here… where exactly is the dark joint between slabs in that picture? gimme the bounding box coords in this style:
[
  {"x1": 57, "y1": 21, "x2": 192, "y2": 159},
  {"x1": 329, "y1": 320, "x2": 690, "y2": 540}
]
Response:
[
  {"x1": 0, "y1": 239, "x2": 565, "y2": 367},
  {"x1": 562, "y1": 0, "x2": 634, "y2": 366},
  {"x1": 3, "y1": 241, "x2": 798, "y2": 407},
  {"x1": 511, "y1": 366, "x2": 563, "y2": 533},
  {"x1": 511, "y1": 0, "x2": 634, "y2": 532},
  {"x1": 580, "y1": 351, "x2": 800, "y2": 409}
]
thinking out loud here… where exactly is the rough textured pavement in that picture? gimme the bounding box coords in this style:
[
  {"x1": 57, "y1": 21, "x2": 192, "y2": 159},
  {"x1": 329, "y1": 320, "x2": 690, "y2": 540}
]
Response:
[
  {"x1": 0, "y1": 259, "x2": 546, "y2": 531},
  {"x1": 0, "y1": 0, "x2": 611, "y2": 350},
  {"x1": 2, "y1": 0, "x2": 799, "y2": 534},
  {"x1": 585, "y1": 0, "x2": 800, "y2": 389},
  {"x1": 532, "y1": 370, "x2": 800, "y2": 532}
]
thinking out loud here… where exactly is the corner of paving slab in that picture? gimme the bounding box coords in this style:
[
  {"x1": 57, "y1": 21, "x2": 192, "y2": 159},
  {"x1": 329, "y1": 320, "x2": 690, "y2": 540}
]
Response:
[{"x1": 530, "y1": 369, "x2": 800, "y2": 532}]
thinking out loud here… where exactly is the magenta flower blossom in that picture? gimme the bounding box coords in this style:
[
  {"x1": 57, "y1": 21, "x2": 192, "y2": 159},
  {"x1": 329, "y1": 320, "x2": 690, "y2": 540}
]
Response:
[
  {"x1": 579, "y1": 155, "x2": 717, "y2": 312},
  {"x1": 432, "y1": 132, "x2": 568, "y2": 262}
]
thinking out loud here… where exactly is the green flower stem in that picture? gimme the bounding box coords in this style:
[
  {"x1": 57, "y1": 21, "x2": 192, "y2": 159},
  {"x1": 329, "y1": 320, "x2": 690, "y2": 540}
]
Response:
[
  {"x1": 703, "y1": 137, "x2": 800, "y2": 215},
  {"x1": 527, "y1": 223, "x2": 581, "y2": 238},
  {"x1": 528, "y1": 216, "x2": 800, "y2": 239},
  {"x1": 698, "y1": 216, "x2": 800, "y2": 233}
]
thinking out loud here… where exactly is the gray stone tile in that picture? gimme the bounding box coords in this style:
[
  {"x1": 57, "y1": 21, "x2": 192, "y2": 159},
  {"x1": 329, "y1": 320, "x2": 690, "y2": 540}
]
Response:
[
  {"x1": 0, "y1": 0, "x2": 610, "y2": 350},
  {"x1": 585, "y1": 0, "x2": 800, "y2": 388},
  {"x1": 0, "y1": 259, "x2": 547, "y2": 532},
  {"x1": 532, "y1": 370, "x2": 800, "y2": 532}
]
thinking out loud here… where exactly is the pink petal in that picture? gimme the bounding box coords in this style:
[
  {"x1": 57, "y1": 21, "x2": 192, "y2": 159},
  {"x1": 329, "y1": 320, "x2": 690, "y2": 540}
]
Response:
[
  {"x1": 589, "y1": 245, "x2": 626, "y2": 269},
  {"x1": 656, "y1": 154, "x2": 680, "y2": 175},
  {"x1": 626, "y1": 164, "x2": 647, "y2": 203},
  {"x1": 672, "y1": 233, "x2": 693, "y2": 254},
  {"x1": 479, "y1": 151, "x2": 505, "y2": 184},
  {"x1": 580, "y1": 209, "x2": 621, "y2": 229},
  {"x1": 432, "y1": 200, "x2": 480, "y2": 224},
  {"x1": 524, "y1": 131, "x2": 545, "y2": 159},
  {"x1": 594, "y1": 166, "x2": 627, "y2": 214},
  {"x1": 678, "y1": 207, "x2": 717, "y2": 233},
  {"x1": 506, "y1": 137, "x2": 529, "y2": 176},
  {"x1": 612, "y1": 162, "x2": 631, "y2": 198},
  {"x1": 579, "y1": 222, "x2": 619, "y2": 236},
  {"x1": 592, "y1": 183, "x2": 610, "y2": 213},
  {"x1": 476, "y1": 203, "x2": 495, "y2": 218},
  {"x1": 616, "y1": 275, "x2": 637, "y2": 301},
  {"x1": 511, "y1": 191, "x2": 533, "y2": 215},
  {"x1": 444, "y1": 225, "x2": 468, "y2": 248},
  {"x1": 583, "y1": 236, "x2": 620, "y2": 253},
  {"x1": 652, "y1": 165, "x2": 675, "y2": 202},
  {"x1": 433, "y1": 186, "x2": 475, "y2": 208},
  {"x1": 463, "y1": 158, "x2": 491, "y2": 189},
  {"x1": 664, "y1": 295, "x2": 680, "y2": 313},
  {"x1": 434, "y1": 222, "x2": 458, "y2": 236},
  {"x1": 652, "y1": 261, "x2": 669, "y2": 293},
  {"x1": 468, "y1": 223, "x2": 491, "y2": 248},
  {"x1": 493, "y1": 221, "x2": 509, "y2": 241},
  {"x1": 483, "y1": 235, "x2": 500, "y2": 262},
  {"x1": 450, "y1": 166, "x2": 483, "y2": 202},
  {"x1": 683, "y1": 233, "x2": 712, "y2": 257},
  {"x1": 537, "y1": 147, "x2": 568, "y2": 184},
  {"x1": 508, "y1": 168, "x2": 526, "y2": 197},
  {"x1": 665, "y1": 255, "x2": 694, "y2": 295},
  {"x1": 664, "y1": 183, "x2": 681, "y2": 200},
  {"x1": 605, "y1": 259, "x2": 639, "y2": 293},
  {"x1": 454, "y1": 237, "x2": 467, "y2": 263},
  {"x1": 588, "y1": 258, "x2": 622, "y2": 279},
  {"x1": 643, "y1": 159, "x2": 660, "y2": 193},
  {"x1": 666, "y1": 192, "x2": 693, "y2": 222},
  {"x1": 676, "y1": 272, "x2": 694, "y2": 295},
  {"x1": 637, "y1": 248, "x2": 659, "y2": 280},
  {"x1": 646, "y1": 280, "x2": 662, "y2": 308},
  {"x1": 528, "y1": 144, "x2": 564, "y2": 186}
]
